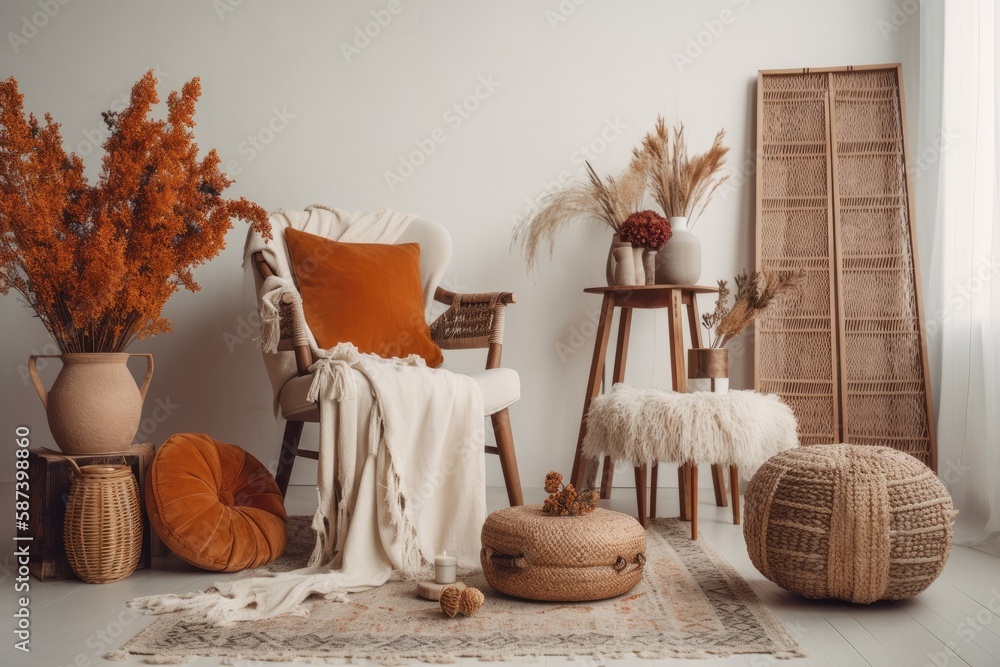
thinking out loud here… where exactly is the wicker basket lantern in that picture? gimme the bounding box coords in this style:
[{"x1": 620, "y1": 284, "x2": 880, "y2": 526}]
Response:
[
  {"x1": 744, "y1": 444, "x2": 956, "y2": 603},
  {"x1": 63, "y1": 461, "x2": 143, "y2": 584}
]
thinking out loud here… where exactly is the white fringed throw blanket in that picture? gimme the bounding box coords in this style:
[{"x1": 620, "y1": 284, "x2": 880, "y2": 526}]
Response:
[{"x1": 132, "y1": 206, "x2": 486, "y2": 624}]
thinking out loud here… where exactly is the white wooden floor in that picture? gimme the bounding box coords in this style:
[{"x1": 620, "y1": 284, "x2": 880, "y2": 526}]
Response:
[{"x1": 3, "y1": 483, "x2": 999, "y2": 667}]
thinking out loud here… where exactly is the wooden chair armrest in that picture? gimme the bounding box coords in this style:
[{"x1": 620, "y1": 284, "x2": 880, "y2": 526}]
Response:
[
  {"x1": 430, "y1": 288, "x2": 516, "y2": 368},
  {"x1": 434, "y1": 287, "x2": 517, "y2": 307}
]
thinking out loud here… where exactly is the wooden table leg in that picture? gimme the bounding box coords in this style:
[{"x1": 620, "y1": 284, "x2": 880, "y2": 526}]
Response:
[
  {"x1": 686, "y1": 295, "x2": 729, "y2": 508},
  {"x1": 571, "y1": 293, "x2": 616, "y2": 490},
  {"x1": 690, "y1": 462, "x2": 699, "y2": 540},
  {"x1": 600, "y1": 307, "x2": 633, "y2": 499},
  {"x1": 634, "y1": 464, "x2": 648, "y2": 528},
  {"x1": 668, "y1": 288, "x2": 687, "y2": 392},
  {"x1": 669, "y1": 291, "x2": 692, "y2": 521}
]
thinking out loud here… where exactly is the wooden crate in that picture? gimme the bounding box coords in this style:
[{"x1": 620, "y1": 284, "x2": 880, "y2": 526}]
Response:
[{"x1": 21, "y1": 444, "x2": 155, "y2": 581}]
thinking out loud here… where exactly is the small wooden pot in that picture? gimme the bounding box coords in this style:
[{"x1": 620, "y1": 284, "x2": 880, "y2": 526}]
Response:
[
  {"x1": 63, "y1": 461, "x2": 143, "y2": 584},
  {"x1": 688, "y1": 348, "x2": 729, "y2": 393}
]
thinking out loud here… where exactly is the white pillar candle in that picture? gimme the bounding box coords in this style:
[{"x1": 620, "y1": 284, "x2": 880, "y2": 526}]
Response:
[{"x1": 434, "y1": 551, "x2": 457, "y2": 584}]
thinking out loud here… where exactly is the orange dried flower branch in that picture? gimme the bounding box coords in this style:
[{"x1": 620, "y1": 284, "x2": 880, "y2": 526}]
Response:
[{"x1": 0, "y1": 70, "x2": 270, "y2": 353}]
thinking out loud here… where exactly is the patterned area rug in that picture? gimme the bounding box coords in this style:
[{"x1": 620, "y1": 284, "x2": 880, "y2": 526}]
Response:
[{"x1": 120, "y1": 516, "x2": 802, "y2": 662}]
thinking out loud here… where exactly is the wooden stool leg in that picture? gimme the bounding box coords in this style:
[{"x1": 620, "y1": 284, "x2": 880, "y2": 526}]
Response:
[
  {"x1": 600, "y1": 455, "x2": 614, "y2": 499},
  {"x1": 649, "y1": 463, "x2": 658, "y2": 520},
  {"x1": 711, "y1": 464, "x2": 729, "y2": 507},
  {"x1": 690, "y1": 463, "x2": 699, "y2": 540},
  {"x1": 678, "y1": 463, "x2": 691, "y2": 521},
  {"x1": 634, "y1": 465, "x2": 648, "y2": 528},
  {"x1": 730, "y1": 465, "x2": 740, "y2": 525}
]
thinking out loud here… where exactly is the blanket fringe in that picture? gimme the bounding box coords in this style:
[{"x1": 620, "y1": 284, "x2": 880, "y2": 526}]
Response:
[{"x1": 258, "y1": 276, "x2": 290, "y2": 354}]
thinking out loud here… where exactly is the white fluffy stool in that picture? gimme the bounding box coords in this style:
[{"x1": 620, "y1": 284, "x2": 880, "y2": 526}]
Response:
[{"x1": 582, "y1": 384, "x2": 798, "y2": 538}]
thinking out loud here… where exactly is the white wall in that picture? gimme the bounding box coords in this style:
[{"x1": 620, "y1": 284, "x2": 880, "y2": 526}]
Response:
[{"x1": 0, "y1": 0, "x2": 920, "y2": 487}]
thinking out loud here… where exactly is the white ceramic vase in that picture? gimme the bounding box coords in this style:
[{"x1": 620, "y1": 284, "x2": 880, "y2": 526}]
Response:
[{"x1": 655, "y1": 216, "x2": 702, "y2": 285}]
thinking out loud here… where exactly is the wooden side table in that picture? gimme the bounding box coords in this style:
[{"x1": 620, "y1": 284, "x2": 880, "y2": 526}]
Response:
[{"x1": 568, "y1": 285, "x2": 728, "y2": 524}]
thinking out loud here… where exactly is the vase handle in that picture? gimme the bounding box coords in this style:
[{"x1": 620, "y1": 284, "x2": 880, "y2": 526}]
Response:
[
  {"x1": 27, "y1": 354, "x2": 63, "y2": 411},
  {"x1": 129, "y1": 354, "x2": 155, "y2": 401}
]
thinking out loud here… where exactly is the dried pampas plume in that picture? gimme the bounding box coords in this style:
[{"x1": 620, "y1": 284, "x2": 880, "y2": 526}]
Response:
[
  {"x1": 635, "y1": 116, "x2": 729, "y2": 228},
  {"x1": 512, "y1": 157, "x2": 646, "y2": 272}
]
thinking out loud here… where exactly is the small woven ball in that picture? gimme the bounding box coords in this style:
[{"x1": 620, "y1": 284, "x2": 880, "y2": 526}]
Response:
[
  {"x1": 458, "y1": 587, "x2": 485, "y2": 616},
  {"x1": 744, "y1": 444, "x2": 956, "y2": 603}
]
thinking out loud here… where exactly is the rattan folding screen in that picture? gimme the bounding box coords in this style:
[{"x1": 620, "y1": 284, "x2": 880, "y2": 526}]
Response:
[{"x1": 754, "y1": 64, "x2": 936, "y2": 470}]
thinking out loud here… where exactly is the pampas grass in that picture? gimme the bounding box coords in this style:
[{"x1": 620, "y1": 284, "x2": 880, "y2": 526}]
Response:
[
  {"x1": 636, "y1": 117, "x2": 729, "y2": 228},
  {"x1": 705, "y1": 269, "x2": 806, "y2": 348},
  {"x1": 513, "y1": 157, "x2": 646, "y2": 271}
]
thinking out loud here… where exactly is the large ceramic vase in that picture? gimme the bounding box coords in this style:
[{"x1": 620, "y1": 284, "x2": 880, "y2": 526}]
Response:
[
  {"x1": 28, "y1": 353, "x2": 154, "y2": 455},
  {"x1": 655, "y1": 216, "x2": 702, "y2": 285}
]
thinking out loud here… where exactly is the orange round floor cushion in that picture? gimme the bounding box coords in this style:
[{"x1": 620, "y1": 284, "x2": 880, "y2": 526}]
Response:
[{"x1": 146, "y1": 433, "x2": 288, "y2": 572}]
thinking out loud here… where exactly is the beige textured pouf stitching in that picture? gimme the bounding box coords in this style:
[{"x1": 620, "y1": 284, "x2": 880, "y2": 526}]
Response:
[
  {"x1": 744, "y1": 444, "x2": 956, "y2": 603},
  {"x1": 481, "y1": 505, "x2": 646, "y2": 601}
]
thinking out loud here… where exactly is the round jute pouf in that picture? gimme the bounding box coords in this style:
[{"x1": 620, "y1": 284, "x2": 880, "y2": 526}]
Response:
[
  {"x1": 744, "y1": 444, "x2": 956, "y2": 603},
  {"x1": 480, "y1": 504, "x2": 646, "y2": 602}
]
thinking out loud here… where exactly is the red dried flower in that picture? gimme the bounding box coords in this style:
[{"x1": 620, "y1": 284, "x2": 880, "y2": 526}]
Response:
[{"x1": 619, "y1": 210, "x2": 672, "y2": 250}]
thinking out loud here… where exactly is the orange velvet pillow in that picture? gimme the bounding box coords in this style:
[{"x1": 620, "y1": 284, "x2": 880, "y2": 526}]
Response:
[
  {"x1": 146, "y1": 433, "x2": 287, "y2": 572},
  {"x1": 285, "y1": 227, "x2": 444, "y2": 367}
]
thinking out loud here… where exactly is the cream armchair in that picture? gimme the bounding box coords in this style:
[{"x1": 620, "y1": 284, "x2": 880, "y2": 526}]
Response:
[{"x1": 249, "y1": 216, "x2": 523, "y2": 506}]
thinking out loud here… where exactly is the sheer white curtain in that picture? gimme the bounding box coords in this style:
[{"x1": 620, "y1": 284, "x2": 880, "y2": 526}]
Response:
[{"x1": 919, "y1": 0, "x2": 1000, "y2": 556}]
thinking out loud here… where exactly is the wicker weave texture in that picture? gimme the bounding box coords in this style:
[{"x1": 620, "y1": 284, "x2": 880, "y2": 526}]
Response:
[
  {"x1": 756, "y1": 66, "x2": 935, "y2": 467},
  {"x1": 743, "y1": 444, "x2": 954, "y2": 603},
  {"x1": 63, "y1": 463, "x2": 143, "y2": 584},
  {"x1": 430, "y1": 292, "x2": 507, "y2": 350},
  {"x1": 480, "y1": 505, "x2": 645, "y2": 602},
  {"x1": 757, "y1": 72, "x2": 839, "y2": 447}
]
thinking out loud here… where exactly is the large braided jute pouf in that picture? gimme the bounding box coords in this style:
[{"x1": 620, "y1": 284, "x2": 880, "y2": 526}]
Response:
[
  {"x1": 481, "y1": 505, "x2": 646, "y2": 602},
  {"x1": 744, "y1": 444, "x2": 956, "y2": 603}
]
